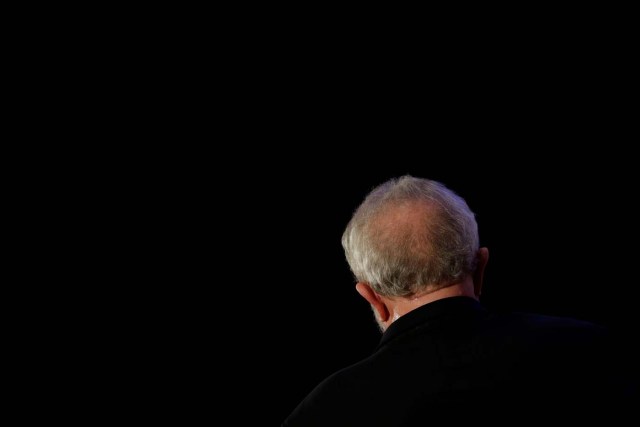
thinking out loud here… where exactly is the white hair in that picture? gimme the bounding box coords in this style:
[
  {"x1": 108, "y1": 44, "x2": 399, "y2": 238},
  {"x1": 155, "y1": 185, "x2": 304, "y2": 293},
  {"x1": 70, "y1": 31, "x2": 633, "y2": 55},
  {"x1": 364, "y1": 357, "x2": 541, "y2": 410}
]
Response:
[{"x1": 341, "y1": 176, "x2": 479, "y2": 297}]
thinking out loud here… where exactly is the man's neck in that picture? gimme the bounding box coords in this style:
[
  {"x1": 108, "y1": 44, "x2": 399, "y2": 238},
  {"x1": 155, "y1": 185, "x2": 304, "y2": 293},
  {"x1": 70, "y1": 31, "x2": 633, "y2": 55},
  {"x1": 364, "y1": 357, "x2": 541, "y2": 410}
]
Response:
[{"x1": 383, "y1": 278, "x2": 477, "y2": 324}]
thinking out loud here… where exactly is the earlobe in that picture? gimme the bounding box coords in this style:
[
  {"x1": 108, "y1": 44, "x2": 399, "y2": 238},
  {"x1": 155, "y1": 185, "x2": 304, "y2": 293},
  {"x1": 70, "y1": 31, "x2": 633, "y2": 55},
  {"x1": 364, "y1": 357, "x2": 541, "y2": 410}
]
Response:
[{"x1": 355, "y1": 283, "x2": 390, "y2": 322}]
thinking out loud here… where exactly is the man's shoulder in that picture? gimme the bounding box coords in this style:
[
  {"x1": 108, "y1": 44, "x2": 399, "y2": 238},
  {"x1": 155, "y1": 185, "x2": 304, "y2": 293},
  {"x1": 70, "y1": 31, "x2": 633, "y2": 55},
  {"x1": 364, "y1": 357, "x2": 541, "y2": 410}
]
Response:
[
  {"x1": 485, "y1": 311, "x2": 609, "y2": 363},
  {"x1": 283, "y1": 355, "x2": 383, "y2": 426},
  {"x1": 491, "y1": 311, "x2": 606, "y2": 337},
  {"x1": 304, "y1": 353, "x2": 380, "y2": 396}
]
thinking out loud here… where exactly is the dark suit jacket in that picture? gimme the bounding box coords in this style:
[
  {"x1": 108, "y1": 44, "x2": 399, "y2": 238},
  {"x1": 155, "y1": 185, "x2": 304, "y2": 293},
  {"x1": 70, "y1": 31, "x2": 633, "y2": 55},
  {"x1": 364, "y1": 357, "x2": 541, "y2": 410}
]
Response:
[{"x1": 283, "y1": 297, "x2": 633, "y2": 426}]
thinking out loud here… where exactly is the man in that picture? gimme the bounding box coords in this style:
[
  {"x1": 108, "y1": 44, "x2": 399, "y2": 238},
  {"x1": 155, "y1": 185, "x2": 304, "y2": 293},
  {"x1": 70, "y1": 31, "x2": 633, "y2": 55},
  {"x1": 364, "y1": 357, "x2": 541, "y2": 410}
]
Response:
[{"x1": 283, "y1": 176, "x2": 631, "y2": 426}]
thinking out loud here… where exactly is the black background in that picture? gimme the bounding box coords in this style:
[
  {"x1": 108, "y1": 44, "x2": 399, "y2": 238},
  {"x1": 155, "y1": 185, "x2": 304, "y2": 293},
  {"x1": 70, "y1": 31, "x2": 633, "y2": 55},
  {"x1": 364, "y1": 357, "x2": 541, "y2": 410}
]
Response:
[{"x1": 33, "y1": 16, "x2": 639, "y2": 424}]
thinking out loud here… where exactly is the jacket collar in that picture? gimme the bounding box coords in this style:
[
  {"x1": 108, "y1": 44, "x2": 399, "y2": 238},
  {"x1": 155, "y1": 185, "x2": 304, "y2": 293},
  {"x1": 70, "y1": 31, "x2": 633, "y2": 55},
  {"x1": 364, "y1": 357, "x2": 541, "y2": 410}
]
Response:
[{"x1": 377, "y1": 296, "x2": 486, "y2": 349}]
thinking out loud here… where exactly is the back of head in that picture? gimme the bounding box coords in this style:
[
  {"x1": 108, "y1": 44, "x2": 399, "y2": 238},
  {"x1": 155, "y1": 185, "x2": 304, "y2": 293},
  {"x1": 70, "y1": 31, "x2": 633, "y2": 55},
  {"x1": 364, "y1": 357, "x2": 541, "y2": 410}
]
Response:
[{"x1": 341, "y1": 176, "x2": 479, "y2": 297}]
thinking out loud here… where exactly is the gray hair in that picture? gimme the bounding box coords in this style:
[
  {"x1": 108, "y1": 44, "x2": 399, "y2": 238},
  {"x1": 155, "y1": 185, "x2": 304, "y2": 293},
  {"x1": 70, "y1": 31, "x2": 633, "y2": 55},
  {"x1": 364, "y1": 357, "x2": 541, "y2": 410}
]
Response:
[{"x1": 341, "y1": 176, "x2": 479, "y2": 297}]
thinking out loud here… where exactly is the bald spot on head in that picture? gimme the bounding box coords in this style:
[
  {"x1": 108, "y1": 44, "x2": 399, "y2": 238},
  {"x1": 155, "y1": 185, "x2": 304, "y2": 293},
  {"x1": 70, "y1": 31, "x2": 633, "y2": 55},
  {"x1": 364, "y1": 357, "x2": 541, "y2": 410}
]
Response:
[
  {"x1": 368, "y1": 200, "x2": 436, "y2": 240},
  {"x1": 364, "y1": 201, "x2": 442, "y2": 293}
]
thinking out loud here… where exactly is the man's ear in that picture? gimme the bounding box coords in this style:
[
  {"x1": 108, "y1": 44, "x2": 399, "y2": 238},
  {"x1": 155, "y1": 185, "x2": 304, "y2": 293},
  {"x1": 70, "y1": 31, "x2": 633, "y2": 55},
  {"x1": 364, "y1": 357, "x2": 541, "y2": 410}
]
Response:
[
  {"x1": 473, "y1": 247, "x2": 489, "y2": 297},
  {"x1": 355, "y1": 282, "x2": 390, "y2": 322}
]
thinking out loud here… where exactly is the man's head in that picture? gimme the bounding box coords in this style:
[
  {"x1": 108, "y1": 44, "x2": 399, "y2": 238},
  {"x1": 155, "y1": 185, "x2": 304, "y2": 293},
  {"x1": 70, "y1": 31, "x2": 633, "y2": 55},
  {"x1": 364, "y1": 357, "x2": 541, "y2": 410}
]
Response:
[{"x1": 342, "y1": 176, "x2": 488, "y2": 331}]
